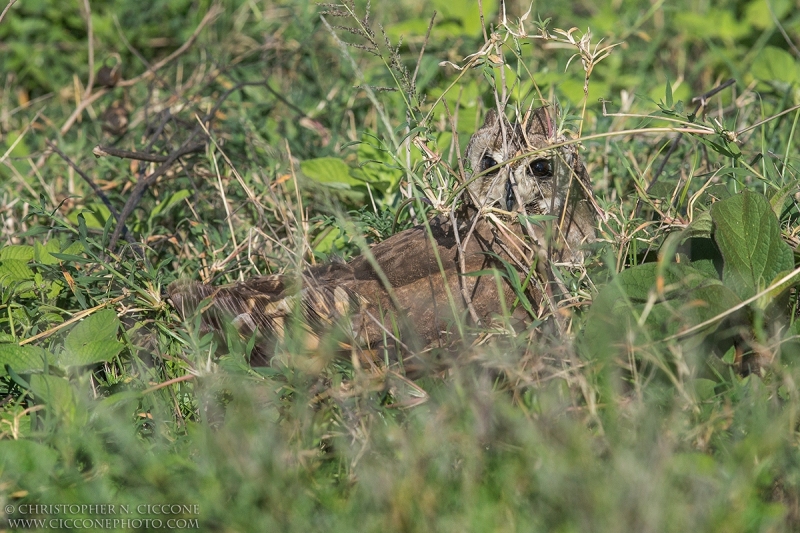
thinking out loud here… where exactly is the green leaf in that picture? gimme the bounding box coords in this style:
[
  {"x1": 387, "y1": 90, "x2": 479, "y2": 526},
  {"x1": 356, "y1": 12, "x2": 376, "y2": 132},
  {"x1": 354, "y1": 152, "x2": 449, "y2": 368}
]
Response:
[
  {"x1": 29, "y1": 374, "x2": 80, "y2": 422},
  {"x1": 34, "y1": 239, "x2": 61, "y2": 266},
  {"x1": 692, "y1": 378, "x2": 717, "y2": 401},
  {"x1": 0, "y1": 440, "x2": 58, "y2": 485},
  {"x1": 580, "y1": 262, "x2": 741, "y2": 360},
  {"x1": 711, "y1": 191, "x2": 795, "y2": 301},
  {"x1": 665, "y1": 78, "x2": 673, "y2": 108},
  {"x1": 695, "y1": 135, "x2": 740, "y2": 159},
  {"x1": 29, "y1": 374, "x2": 74, "y2": 404},
  {"x1": 60, "y1": 309, "x2": 123, "y2": 367},
  {"x1": 680, "y1": 211, "x2": 713, "y2": 242},
  {"x1": 721, "y1": 345, "x2": 736, "y2": 364},
  {"x1": 300, "y1": 157, "x2": 362, "y2": 188},
  {"x1": 0, "y1": 344, "x2": 55, "y2": 376},
  {"x1": 352, "y1": 135, "x2": 404, "y2": 191},
  {"x1": 746, "y1": 0, "x2": 791, "y2": 29},
  {"x1": 751, "y1": 46, "x2": 800, "y2": 84},
  {"x1": 68, "y1": 203, "x2": 112, "y2": 229},
  {"x1": 0, "y1": 244, "x2": 34, "y2": 261},
  {"x1": 769, "y1": 178, "x2": 800, "y2": 219},
  {"x1": 766, "y1": 269, "x2": 800, "y2": 299},
  {"x1": 148, "y1": 189, "x2": 191, "y2": 224},
  {"x1": 0, "y1": 258, "x2": 34, "y2": 284}
]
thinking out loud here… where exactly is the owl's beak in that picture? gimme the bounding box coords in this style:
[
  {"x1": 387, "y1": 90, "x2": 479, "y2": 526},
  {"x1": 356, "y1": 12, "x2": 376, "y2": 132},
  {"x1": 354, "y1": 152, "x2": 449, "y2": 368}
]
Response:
[{"x1": 505, "y1": 180, "x2": 515, "y2": 211}]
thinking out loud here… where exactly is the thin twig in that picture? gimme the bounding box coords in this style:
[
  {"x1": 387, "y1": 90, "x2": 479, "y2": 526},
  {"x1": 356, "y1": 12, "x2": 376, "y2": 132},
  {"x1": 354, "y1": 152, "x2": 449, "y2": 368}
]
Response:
[
  {"x1": 0, "y1": 0, "x2": 18, "y2": 25},
  {"x1": 45, "y1": 139, "x2": 134, "y2": 243},
  {"x1": 108, "y1": 80, "x2": 266, "y2": 251},
  {"x1": 769, "y1": 3, "x2": 800, "y2": 59},
  {"x1": 142, "y1": 374, "x2": 196, "y2": 395},
  {"x1": 411, "y1": 12, "x2": 436, "y2": 90},
  {"x1": 690, "y1": 78, "x2": 735, "y2": 117},
  {"x1": 737, "y1": 102, "x2": 800, "y2": 136},
  {"x1": 19, "y1": 294, "x2": 128, "y2": 345},
  {"x1": 1, "y1": 109, "x2": 43, "y2": 164},
  {"x1": 449, "y1": 208, "x2": 481, "y2": 325},
  {"x1": 118, "y1": 5, "x2": 221, "y2": 89},
  {"x1": 634, "y1": 136, "x2": 681, "y2": 218},
  {"x1": 442, "y1": 100, "x2": 481, "y2": 325},
  {"x1": 80, "y1": 0, "x2": 96, "y2": 96},
  {"x1": 108, "y1": 141, "x2": 205, "y2": 251},
  {"x1": 477, "y1": 0, "x2": 488, "y2": 43},
  {"x1": 264, "y1": 81, "x2": 311, "y2": 119},
  {"x1": 93, "y1": 143, "x2": 204, "y2": 163}
]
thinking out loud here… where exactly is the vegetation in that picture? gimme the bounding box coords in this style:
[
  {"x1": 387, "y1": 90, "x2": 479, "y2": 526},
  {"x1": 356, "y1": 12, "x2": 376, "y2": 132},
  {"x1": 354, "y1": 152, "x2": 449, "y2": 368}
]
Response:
[{"x1": 1, "y1": 0, "x2": 800, "y2": 530}]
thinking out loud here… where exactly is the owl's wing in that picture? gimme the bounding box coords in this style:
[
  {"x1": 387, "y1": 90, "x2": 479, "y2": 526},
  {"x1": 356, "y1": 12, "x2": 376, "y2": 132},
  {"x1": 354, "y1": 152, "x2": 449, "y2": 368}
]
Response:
[
  {"x1": 168, "y1": 211, "x2": 541, "y2": 367},
  {"x1": 167, "y1": 271, "x2": 364, "y2": 352}
]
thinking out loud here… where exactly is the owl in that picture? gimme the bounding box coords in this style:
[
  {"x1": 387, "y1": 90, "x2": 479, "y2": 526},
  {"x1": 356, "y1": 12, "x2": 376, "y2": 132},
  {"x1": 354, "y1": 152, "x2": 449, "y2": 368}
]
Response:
[
  {"x1": 168, "y1": 105, "x2": 597, "y2": 371},
  {"x1": 464, "y1": 106, "x2": 596, "y2": 262}
]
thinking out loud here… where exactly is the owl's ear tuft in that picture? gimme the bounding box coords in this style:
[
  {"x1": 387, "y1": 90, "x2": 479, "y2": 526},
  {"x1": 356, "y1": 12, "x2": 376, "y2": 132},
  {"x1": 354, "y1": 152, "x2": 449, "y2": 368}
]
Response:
[
  {"x1": 481, "y1": 109, "x2": 499, "y2": 128},
  {"x1": 528, "y1": 106, "x2": 554, "y2": 138}
]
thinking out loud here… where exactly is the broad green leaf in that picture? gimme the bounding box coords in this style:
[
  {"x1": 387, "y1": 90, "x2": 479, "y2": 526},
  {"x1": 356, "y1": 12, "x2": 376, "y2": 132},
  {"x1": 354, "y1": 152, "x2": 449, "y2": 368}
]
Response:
[
  {"x1": 692, "y1": 378, "x2": 717, "y2": 401},
  {"x1": 300, "y1": 157, "x2": 362, "y2": 188},
  {"x1": 711, "y1": 191, "x2": 795, "y2": 301},
  {"x1": 581, "y1": 262, "x2": 740, "y2": 360},
  {"x1": 0, "y1": 258, "x2": 35, "y2": 296},
  {"x1": 388, "y1": 0, "x2": 498, "y2": 39},
  {"x1": 352, "y1": 135, "x2": 404, "y2": 192},
  {"x1": 0, "y1": 258, "x2": 34, "y2": 284},
  {"x1": 751, "y1": 46, "x2": 800, "y2": 84},
  {"x1": 746, "y1": 0, "x2": 791, "y2": 29},
  {"x1": 2, "y1": 130, "x2": 30, "y2": 158},
  {"x1": 769, "y1": 178, "x2": 799, "y2": 219},
  {"x1": 704, "y1": 183, "x2": 733, "y2": 202},
  {"x1": 0, "y1": 244, "x2": 34, "y2": 261},
  {"x1": 0, "y1": 344, "x2": 55, "y2": 375},
  {"x1": 34, "y1": 239, "x2": 61, "y2": 266},
  {"x1": 312, "y1": 226, "x2": 346, "y2": 254},
  {"x1": 434, "y1": 0, "x2": 497, "y2": 36},
  {"x1": 722, "y1": 345, "x2": 737, "y2": 364},
  {"x1": 67, "y1": 203, "x2": 112, "y2": 229},
  {"x1": 0, "y1": 440, "x2": 58, "y2": 484},
  {"x1": 60, "y1": 309, "x2": 123, "y2": 367},
  {"x1": 29, "y1": 374, "x2": 80, "y2": 422},
  {"x1": 675, "y1": 9, "x2": 749, "y2": 40},
  {"x1": 767, "y1": 269, "x2": 800, "y2": 299},
  {"x1": 62, "y1": 241, "x2": 84, "y2": 255},
  {"x1": 29, "y1": 374, "x2": 74, "y2": 404},
  {"x1": 681, "y1": 211, "x2": 713, "y2": 242}
]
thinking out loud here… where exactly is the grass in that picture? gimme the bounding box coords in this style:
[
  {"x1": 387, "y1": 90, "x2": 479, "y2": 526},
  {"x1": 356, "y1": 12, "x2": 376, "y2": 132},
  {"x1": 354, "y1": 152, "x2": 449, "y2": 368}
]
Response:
[{"x1": 2, "y1": 0, "x2": 800, "y2": 531}]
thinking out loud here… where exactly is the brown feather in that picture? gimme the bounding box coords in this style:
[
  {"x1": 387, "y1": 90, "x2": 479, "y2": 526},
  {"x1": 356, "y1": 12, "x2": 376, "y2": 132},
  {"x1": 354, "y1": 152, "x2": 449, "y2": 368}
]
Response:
[{"x1": 168, "y1": 106, "x2": 598, "y2": 371}]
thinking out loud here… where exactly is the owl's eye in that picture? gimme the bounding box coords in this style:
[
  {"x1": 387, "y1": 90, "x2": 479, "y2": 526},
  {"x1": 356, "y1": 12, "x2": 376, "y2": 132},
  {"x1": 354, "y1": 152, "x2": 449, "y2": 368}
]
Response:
[
  {"x1": 481, "y1": 155, "x2": 498, "y2": 172},
  {"x1": 529, "y1": 159, "x2": 552, "y2": 178}
]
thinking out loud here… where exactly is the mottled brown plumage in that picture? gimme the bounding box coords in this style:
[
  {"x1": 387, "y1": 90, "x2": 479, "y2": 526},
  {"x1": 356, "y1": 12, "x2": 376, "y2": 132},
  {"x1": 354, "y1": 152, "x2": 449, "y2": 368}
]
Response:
[{"x1": 168, "y1": 106, "x2": 597, "y2": 370}]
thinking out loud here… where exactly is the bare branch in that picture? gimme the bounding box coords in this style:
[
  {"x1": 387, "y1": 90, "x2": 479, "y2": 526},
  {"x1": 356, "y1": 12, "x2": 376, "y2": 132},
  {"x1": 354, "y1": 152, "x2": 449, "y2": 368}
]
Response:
[
  {"x1": 0, "y1": 0, "x2": 18, "y2": 25},
  {"x1": 92, "y1": 143, "x2": 204, "y2": 163}
]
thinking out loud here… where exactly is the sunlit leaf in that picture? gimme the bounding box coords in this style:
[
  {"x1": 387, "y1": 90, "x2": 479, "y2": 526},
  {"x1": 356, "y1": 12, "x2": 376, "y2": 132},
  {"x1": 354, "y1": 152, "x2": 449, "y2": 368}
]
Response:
[
  {"x1": 60, "y1": 309, "x2": 123, "y2": 367},
  {"x1": 711, "y1": 191, "x2": 795, "y2": 301},
  {"x1": 0, "y1": 344, "x2": 55, "y2": 376}
]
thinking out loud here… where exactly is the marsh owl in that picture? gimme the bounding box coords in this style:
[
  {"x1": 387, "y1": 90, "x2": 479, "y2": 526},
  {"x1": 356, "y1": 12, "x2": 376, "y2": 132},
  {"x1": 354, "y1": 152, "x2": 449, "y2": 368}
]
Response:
[
  {"x1": 168, "y1": 105, "x2": 597, "y2": 371},
  {"x1": 464, "y1": 106, "x2": 596, "y2": 262}
]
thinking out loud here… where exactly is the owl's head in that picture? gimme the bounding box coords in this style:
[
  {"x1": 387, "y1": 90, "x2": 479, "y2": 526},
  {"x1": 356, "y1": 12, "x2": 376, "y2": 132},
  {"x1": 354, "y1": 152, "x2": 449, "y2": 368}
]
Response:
[{"x1": 463, "y1": 106, "x2": 596, "y2": 260}]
